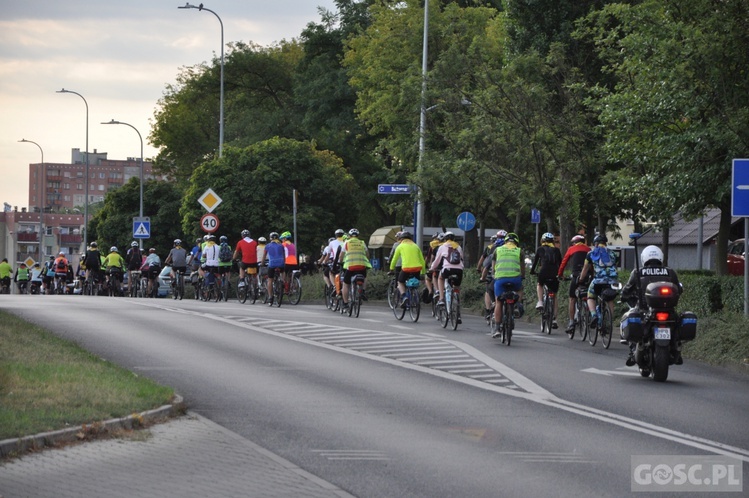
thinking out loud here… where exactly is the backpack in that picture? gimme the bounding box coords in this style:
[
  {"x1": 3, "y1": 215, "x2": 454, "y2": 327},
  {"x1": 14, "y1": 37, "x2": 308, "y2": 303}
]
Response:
[
  {"x1": 590, "y1": 247, "x2": 618, "y2": 280},
  {"x1": 219, "y1": 242, "x2": 232, "y2": 263},
  {"x1": 542, "y1": 246, "x2": 561, "y2": 267},
  {"x1": 55, "y1": 259, "x2": 67, "y2": 273},
  {"x1": 447, "y1": 245, "x2": 462, "y2": 265}
]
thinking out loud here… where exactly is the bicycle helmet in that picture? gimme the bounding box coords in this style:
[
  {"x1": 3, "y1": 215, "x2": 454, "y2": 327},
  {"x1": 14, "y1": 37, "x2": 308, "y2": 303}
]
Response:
[
  {"x1": 496, "y1": 229, "x2": 507, "y2": 239},
  {"x1": 490, "y1": 234, "x2": 497, "y2": 242},
  {"x1": 149, "y1": 247, "x2": 156, "y2": 253},
  {"x1": 571, "y1": 235, "x2": 585, "y2": 244},
  {"x1": 641, "y1": 245, "x2": 664, "y2": 267},
  {"x1": 90, "y1": 241, "x2": 98, "y2": 248},
  {"x1": 131, "y1": 241, "x2": 138, "y2": 247},
  {"x1": 593, "y1": 234, "x2": 608, "y2": 244},
  {"x1": 335, "y1": 229, "x2": 345, "y2": 237},
  {"x1": 59, "y1": 251, "x2": 65, "y2": 256},
  {"x1": 436, "y1": 232, "x2": 445, "y2": 242},
  {"x1": 269, "y1": 232, "x2": 279, "y2": 240},
  {"x1": 542, "y1": 232, "x2": 554, "y2": 242},
  {"x1": 258, "y1": 237, "x2": 267, "y2": 243},
  {"x1": 505, "y1": 233, "x2": 519, "y2": 243},
  {"x1": 400, "y1": 231, "x2": 413, "y2": 239},
  {"x1": 443, "y1": 231, "x2": 455, "y2": 241},
  {"x1": 203, "y1": 234, "x2": 210, "y2": 241},
  {"x1": 195, "y1": 238, "x2": 202, "y2": 244},
  {"x1": 174, "y1": 239, "x2": 182, "y2": 246},
  {"x1": 281, "y1": 231, "x2": 292, "y2": 239},
  {"x1": 110, "y1": 246, "x2": 118, "y2": 253},
  {"x1": 348, "y1": 228, "x2": 359, "y2": 237},
  {"x1": 219, "y1": 235, "x2": 227, "y2": 243},
  {"x1": 241, "y1": 229, "x2": 250, "y2": 238}
]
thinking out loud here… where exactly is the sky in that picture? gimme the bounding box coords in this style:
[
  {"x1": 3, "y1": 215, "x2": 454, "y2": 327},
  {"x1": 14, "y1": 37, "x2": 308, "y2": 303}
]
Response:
[{"x1": 0, "y1": 0, "x2": 339, "y2": 210}]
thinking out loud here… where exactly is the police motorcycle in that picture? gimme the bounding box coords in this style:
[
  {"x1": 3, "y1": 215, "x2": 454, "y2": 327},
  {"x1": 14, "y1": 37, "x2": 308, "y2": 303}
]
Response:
[{"x1": 620, "y1": 233, "x2": 697, "y2": 382}]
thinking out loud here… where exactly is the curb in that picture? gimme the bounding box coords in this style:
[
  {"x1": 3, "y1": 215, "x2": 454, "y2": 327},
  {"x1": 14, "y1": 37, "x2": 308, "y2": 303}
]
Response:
[{"x1": 0, "y1": 394, "x2": 185, "y2": 459}]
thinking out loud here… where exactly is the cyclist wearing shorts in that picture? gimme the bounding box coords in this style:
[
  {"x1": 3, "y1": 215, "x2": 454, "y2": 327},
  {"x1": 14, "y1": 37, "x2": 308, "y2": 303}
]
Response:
[
  {"x1": 424, "y1": 232, "x2": 444, "y2": 300},
  {"x1": 388, "y1": 231, "x2": 426, "y2": 308},
  {"x1": 103, "y1": 247, "x2": 125, "y2": 292},
  {"x1": 557, "y1": 234, "x2": 590, "y2": 333},
  {"x1": 340, "y1": 228, "x2": 371, "y2": 312},
  {"x1": 263, "y1": 232, "x2": 285, "y2": 305},
  {"x1": 430, "y1": 231, "x2": 464, "y2": 314},
  {"x1": 83, "y1": 242, "x2": 102, "y2": 285},
  {"x1": 233, "y1": 230, "x2": 258, "y2": 285},
  {"x1": 165, "y1": 239, "x2": 188, "y2": 284},
  {"x1": 143, "y1": 248, "x2": 162, "y2": 296},
  {"x1": 317, "y1": 237, "x2": 336, "y2": 289},
  {"x1": 217, "y1": 235, "x2": 233, "y2": 280},
  {"x1": 280, "y1": 231, "x2": 298, "y2": 282},
  {"x1": 579, "y1": 234, "x2": 619, "y2": 328},
  {"x1": 325, "y1": 229, "x2": 346, "y2": 296},
  {"x1": 200, "y1": 235, "x2": 220, "y2": 289},
  {"x1": 492, "y1": 232, "x2": 525, "y2": 337},
  {"x1": 531, "y1": 232, "x2": 562, "y2": 329}
]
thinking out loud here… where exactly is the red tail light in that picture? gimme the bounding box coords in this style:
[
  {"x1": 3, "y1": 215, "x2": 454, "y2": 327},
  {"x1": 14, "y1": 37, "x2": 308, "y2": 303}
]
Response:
[
  {"x1": 655, "y1": 312, "x2": 670, "y2": 322},
  {"x1": 658, "y1": 286, "x2": 672, "y2": 296}
]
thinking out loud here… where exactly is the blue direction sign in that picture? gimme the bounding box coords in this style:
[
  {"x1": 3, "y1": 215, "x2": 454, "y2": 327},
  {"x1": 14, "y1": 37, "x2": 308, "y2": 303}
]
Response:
[
  {"x1": 531, "y1": 208, "x2": 541, "y2": 224},
  {"x1": 456, "y1": 211, "x2": 476, "y2": 232},
  {"x1": 378, "y1": 184, "x2": 413, "y2": 194},
  {"x1": 732, "y1": 159, "x2": 749, "y2": 217},
  {"x1": 133, "y1": 217, "x2": 150, "y2": 239}
]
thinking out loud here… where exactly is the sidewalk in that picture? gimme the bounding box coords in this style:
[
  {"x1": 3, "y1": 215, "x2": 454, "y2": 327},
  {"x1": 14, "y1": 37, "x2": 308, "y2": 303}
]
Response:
[{"x1": 0, "y1": 412, "x2": 354, "y2": 498}]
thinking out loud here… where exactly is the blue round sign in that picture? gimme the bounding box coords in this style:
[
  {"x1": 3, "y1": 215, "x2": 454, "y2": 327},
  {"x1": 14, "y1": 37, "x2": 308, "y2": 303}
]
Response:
[{"x1": 456, "y1": 211, "x2": 476, "y2": 232}]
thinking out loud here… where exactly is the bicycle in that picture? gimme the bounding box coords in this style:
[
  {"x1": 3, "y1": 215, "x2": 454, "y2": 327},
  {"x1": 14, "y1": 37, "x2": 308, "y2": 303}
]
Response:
[
  {"x1": 494, "y1": 282, "x2": 519, "y2": 346},
  {"x1": 346, "y1": 274, "x2": 365, "y2": 318},
  {"x1": 386, "y1": 274, "x2": 398, "y2": 310},
  {"x1": 438, "y1": 275, "x2": 461, "y2": 331},
  {"x1": 572, "y1": 284, "x2": 589, "y2": 341},
  {"x1": 173, "y1": 269, "x2": 185, "y2": 301},
  {"x1": 201, "y1": 270, "x2": 221, "y2": 302},
  {"x1": 285, "y1": 270, "x2": 302, "y2": 305},
  {"x1": 393, "y1": 277, "x2": 421, "y2": 322},
  {"x1": 107, "y1": 270, "x2": 123, "y2": 297},
  {"x1": 16, "y1": 280, "x2": 29, "y2": 295},
  {"x1": 271, "y1": 275, "x2": 283, "y2": 307},
  {"x1": 218, "y1": 271, "x2": 231, "y2": 302},
  {"x1": 588, "y1": 282, "x2": 621, "y2": 349},
  {"x1": 128, "y1": 270, "x2": 141, "y2": 298},
  {"x1": 540, "y1": 283, "x2": 556, "y2": 335}
]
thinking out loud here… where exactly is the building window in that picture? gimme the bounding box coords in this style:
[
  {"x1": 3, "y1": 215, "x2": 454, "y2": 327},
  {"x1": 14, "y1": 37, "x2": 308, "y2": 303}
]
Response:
[
  {"x1": 64, "y1": 195, "x2": 71, "y2": 202},
  {"x1": 77, "y1": 183, "x2": 83, "y2": 190},
  {"x1": 98, "y1": 185, "x2": 105, "y2": 191},
  {"x1": 64, "y1": 183, "x2": 70, "y2": 189},
  {"x1": 74, "y1": 195, "x2": 84, "y2": 205},
  {"x1": 63, "y1": 171, "x2": 71, "y2": 178},
  {"x1": 99, "y1": 173, "x2": 105, "y2": 179},
  {"x1": 76, "y1": 171, "x2": 83, "y2": 178}
]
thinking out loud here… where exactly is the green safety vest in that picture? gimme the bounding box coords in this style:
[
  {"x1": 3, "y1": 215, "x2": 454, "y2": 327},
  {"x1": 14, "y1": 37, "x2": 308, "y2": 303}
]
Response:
[{"x1": 494, "y1": 245, "x2": 521, "y2": 279}]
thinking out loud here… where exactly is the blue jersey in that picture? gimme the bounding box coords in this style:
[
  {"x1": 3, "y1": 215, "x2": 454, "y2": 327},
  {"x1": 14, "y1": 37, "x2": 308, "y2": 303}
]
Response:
[{"x1": 265, "y1": 242, "x2": 285, "y2": 268}]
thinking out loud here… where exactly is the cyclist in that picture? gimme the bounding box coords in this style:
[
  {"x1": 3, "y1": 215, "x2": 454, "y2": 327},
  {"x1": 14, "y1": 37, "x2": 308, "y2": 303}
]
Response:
[
  {"x1": 579, "y1": 234, "x2": 619, "y2": 329},
  {"x1": 325, "y1": 229, "x2": 346, "y2": 298},
  {"x1": 430, "y1": 231, "x2": 464, "y2": 318},
  {"x1": 125, "y1": 242, "x2": 143, "y2": 294},
  {"x1": 256, "y1": 236, "x2": 268, "y2": 276},
  {"x1": 263, "y1": 232, "x2": 286, "y2": 305},
  {"x1": 492, "y1": 232, "x2": 525, "y2": 338},
  {"x1": 557, "y1": 234, "x2": 591, "y2": 334},
  {"x1": 389, "y1": 231, "x2": 426, "y2": 308},
  {"x1": 188, "y1": 238, "x2": 202, "y2": 272},
  {"x1": 0, "y1": 258, "x2": 12, "y2": 293},
  {"x1": 234, "y1": 229, "x2": 258, "y2": 287},
  {"x1": 199, "y1": 235, "x2": 220, "y2": 294},
  {"x1": 217, "y1": 235, "x2": 233, "y2": 288},
  {"x1": 424, "y1": 232, "x2": 444, "y2": 301},
  {"x1": 317, "y1": 237, "x2": 336, "y2": 289},
  {"x1": 531, "y1": 232, "x2": 562, "y2": 329},
  {"x1": 480, "y1": 231, "x2": 506, "y2": 320},
  {"x1": 14, "y1": 262, "x2": 30, "y2": 293},
  {"x1": 280, "y1": 231, "x2": 298, "y2": 286},
  {"x1": 103, "y1": 247, "x2": 125, "y2": 294},
  {"x1": 42, "y1": 255, "x2": 55, "y2": 294},
  {"x1": 83, "y1": 241, "x2": 102, "y2": 289},
  {"x1": 165, "y1": 239, "x2": 188, "y2": 289},
  {"x1": 340, "y1": 228, "x2": 371, "y2": 312},
  {"x1": 53, "y1": 252, "x2": 70, "y2": 293}
]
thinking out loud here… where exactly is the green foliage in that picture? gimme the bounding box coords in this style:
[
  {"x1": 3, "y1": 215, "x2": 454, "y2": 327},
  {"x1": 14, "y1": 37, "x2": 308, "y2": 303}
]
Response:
[{"x1": 180, "y1": 138, "x2": 358, "y2": 255}]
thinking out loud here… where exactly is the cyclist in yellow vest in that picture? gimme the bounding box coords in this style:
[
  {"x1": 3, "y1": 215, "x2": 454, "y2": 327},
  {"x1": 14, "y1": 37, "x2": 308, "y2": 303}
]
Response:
[
  {"x1": 492, "y1": 232, "x2": 525, "y2": 336},
  {"x1": 340, "y1": 228, "x2": 371, "y2": 312},
  {"x1": 389, "y1": 231, "x2": 426, "y2": 308}
]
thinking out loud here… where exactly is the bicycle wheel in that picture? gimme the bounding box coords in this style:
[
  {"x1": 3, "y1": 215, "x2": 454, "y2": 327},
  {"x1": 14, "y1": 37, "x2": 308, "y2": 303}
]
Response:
[
  {"x1": 588, "y1": 307, "x2": 599, "y2": 346},
  {"x1": 324, "y1": 284, "x2": 333, "y2": 309},
  {"x1": 387, "y1": 279, "x2": 397, "y2": 310},
  {"x1": 601, "y1": 305, "x2": 613, "y2": 349},
  {"x1": 238, "y1": 278, "x2": 248, "y2": 304},
  {"x1": 449, "y1": 292, "x2": 460, "y2": 331},
  {"x1": 408, "y1": 290, "x2": 420, "y2": 322},
  {"x1": 503, "y1": 303, "x2": 513, "y2": 346},
  {"x1": 393, "y1": 289, "x2": 406, "y2": 321},
  {"x1": 288, "y1": 276, "x2": 302, "y2": 305},
  {"x1": 222, "y1": 277, "x2": 230, "y2": 302},
  {"x1": 177, "y1": 275, "x2": 184, "y2": 300},
  {"x1": 542, "y1": 294, "x2": 553, "y2": 334},
  {"x1": 274, "y1": 279, "x2": 283, "y2": 307},
  {"x1": 438, "y1": 301, "x2": 449, "y2": 328},
  {"x1": 353, "y1": 285, "x2": 362, "y2": 318},
  {"x1": 346, "y1": 287, "x2": 354, "y2": 317}
]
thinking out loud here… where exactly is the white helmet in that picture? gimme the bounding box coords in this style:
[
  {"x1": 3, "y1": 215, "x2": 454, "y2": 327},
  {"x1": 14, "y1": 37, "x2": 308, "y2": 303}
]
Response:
[{"x1": 641, "y1": 245, "x2": 663, "y2": 267}]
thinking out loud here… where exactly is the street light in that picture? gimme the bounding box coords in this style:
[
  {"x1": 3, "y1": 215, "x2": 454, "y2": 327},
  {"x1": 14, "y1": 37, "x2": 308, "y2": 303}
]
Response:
[
  {"x1": 179, "y1": 2, "x2": 224, "y2": 157},
  {"x1": 57, "y1": 88, "x2": 90, "y2": 249},
  {"x1": 19, "y1": 139, "x2": 45, "y2": 259},
  {"x1": 102, "y1": 120, "x2": 144, "y2": 248},
  {"x1": 415, "y1": 0, "x2": 430, "y2": 251}
]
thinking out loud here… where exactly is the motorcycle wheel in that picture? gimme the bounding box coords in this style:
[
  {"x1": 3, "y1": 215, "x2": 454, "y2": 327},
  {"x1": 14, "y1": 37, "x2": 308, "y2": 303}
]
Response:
[{"x1": 653, "y1": 345, "x2": 670, "y2": 382}]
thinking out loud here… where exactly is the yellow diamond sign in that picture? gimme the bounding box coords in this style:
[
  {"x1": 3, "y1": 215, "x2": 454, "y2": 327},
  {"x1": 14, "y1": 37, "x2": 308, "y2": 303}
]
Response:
[{"x1": 198, "y1": 188, "x2": 222, "y2": 213}]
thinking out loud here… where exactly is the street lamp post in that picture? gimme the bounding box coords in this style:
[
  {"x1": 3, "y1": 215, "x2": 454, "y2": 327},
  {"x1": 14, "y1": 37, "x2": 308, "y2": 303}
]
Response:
[
  {"x1": 179, "y1": 2, "x2": 224, "y2": 157},
  {"x1": 102, "y1": 120, "x2": 144, "y2": 248},
  {"x1": 19, "y1": 139, "x2": 45, "y2": 259},
  {"x1": 57, "y1": 88, "x2": 90, "y2": 249},
  {"x1": 415, "y1": 0, "x2": 430, "y2": 251}
]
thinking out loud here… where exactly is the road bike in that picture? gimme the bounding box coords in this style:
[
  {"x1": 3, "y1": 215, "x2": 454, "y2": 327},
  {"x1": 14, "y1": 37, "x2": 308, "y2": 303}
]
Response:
[
  {"x1": 572, "y1": 283, "x2": 589, "y2": 341},
  {"x1": 285, "y1": 270, "x2": 302, "y2": 305},
  {"x1": 201, "y1": 271, "x2": 221, "y2": 302},
  {"x1": 540, "y1": 283, "x2": 556, "y2": 335},
  {"x1": 218, "y1": 271, "x2": 231, "y2": 302},
  {"x1": 346, "y1": 274, "x2": 365, "y2": 318},
  {"x1": 494, "y1": 282, "x2": 519, "y2": 346},
  {"x1": 173, "y1": 269, "x2": 186, "y2": 300},
  {"x1": 393, "y1": 277, "x2": 420, "y2": 322},
  {"x1": 438, "y1": 274, "x2": 461, "y2": 331},
  {"x1": 128, "y1": 270, "x2": 141, "y2": 298},
  {"x1": 270, "y1": 275, "x2": 283, "y2": 307},
  {"x1": 386, "y1": 274, "x2": 398, "y2": 310},
  {"x1": 237, "y1": 272, "x2": 260, "y2": 304},
  {"x1": 588, "y1": 282, "x2": 622, "y2": 349}
]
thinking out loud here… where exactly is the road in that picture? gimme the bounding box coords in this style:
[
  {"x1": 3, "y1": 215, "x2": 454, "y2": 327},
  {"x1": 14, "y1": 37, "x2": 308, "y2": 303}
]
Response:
[{"x1": 4, "y1": 295, "x2": 748, "y2": 497}]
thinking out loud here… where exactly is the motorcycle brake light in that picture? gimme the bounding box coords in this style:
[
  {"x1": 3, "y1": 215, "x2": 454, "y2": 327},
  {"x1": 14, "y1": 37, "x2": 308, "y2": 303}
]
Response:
[
  {"x1": 655, "y1": 312, "x2": 670, "y2": 322},
  {"x1": 658, "y1": 286, "x2": 672, "y2": 296}
]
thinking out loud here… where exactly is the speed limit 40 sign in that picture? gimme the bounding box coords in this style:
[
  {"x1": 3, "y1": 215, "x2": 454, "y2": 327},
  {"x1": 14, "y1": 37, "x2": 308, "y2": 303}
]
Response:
[{"x1": 200, "y1": 213, "x2": 220, "y2": 233}]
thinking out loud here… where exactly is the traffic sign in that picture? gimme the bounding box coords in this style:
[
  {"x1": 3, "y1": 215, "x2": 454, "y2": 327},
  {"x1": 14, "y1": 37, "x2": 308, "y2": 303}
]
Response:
[
  {"x1": 732, "y1": 159, "x2": 749, "y2": 217},
  {"x1": 531, "y1": 208, "x2": 541, "y2": 224},
  {"x1": 133, "y1": 217, "x2": 151, "y2": 239},
  {"x1": 456, "y1": 211, "x2": 476, "y2": 232},
  {"x1": 377, "y1": 184, "x2": 412, "y2": 194},
  {"x1": 198, "y1": 188, "x2": 223, "y2": 213},
  {"x1": 200, "y1": 213, "x2": 220, "y2": 233}
]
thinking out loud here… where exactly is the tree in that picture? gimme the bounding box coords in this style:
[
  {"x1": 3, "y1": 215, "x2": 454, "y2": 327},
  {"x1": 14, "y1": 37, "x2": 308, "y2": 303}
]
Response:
[{"x1": 180, "y1": 138, "x2": 359, "y2": 256}]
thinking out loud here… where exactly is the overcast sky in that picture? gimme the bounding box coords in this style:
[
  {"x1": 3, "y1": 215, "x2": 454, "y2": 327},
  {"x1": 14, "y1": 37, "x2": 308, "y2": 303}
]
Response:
[{"x1": 1, "y1": 0, "x2": 338, "y2": 209}]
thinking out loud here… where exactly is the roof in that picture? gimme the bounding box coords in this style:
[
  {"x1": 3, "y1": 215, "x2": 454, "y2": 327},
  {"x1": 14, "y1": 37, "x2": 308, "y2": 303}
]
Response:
[
  {"x1": 637, "y1": 209, "x2": 741, "y2": 245},
  {"x1": 368, "y1": 226, "x2": 401, "y2": 249}
]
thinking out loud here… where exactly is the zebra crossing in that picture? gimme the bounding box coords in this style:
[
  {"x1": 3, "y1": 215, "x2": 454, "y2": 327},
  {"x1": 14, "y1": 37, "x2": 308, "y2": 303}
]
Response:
[{"x1": 224, "y1": 316, "x2": 524, "y2": 390}]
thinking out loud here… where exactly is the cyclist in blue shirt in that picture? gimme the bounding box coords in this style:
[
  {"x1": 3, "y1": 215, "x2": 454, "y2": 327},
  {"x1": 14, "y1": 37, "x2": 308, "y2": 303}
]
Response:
[{"x1": 263, "y1": 232, "x2": 286, "y2": 305}]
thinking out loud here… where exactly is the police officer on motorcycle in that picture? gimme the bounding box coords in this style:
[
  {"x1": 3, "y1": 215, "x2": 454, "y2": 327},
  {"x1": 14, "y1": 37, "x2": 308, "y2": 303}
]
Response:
[{"x1": 620, "y1": 245, "x2": 682, "y2": 366}]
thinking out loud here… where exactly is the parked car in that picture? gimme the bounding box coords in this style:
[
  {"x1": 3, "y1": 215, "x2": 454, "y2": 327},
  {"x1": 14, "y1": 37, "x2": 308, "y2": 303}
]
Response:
[
  {"x1": 157, "y1": 266, "x2": 174, "y2": 298},
  {"x1": 727, "y1": 238, "x2": 745, "y2": 276}
]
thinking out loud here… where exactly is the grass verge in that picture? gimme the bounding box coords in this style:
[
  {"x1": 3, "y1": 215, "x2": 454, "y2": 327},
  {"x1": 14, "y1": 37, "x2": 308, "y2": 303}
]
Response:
[{"x1": 0, "y1": 311, "x2": 174, "y2": 440}]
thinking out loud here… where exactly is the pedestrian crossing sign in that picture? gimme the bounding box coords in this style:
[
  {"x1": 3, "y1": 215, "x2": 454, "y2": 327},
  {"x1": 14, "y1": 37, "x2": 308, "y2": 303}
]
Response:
[{"x1": 133, "y1": 217, "x2": 151, "y2": 239}]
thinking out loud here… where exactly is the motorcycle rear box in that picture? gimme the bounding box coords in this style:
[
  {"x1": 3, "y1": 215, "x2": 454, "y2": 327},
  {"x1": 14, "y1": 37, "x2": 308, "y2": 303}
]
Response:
[
  {"x1": 678, "y1": 312, "x2": 697, "y2": 342},
  {"x1": 644, "y1": 282, "x2": 680, "y2": 309},
  {"x1": 620, "y1": 309, "x2": 644, "y2": 342}
]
